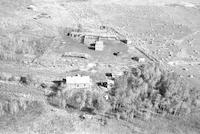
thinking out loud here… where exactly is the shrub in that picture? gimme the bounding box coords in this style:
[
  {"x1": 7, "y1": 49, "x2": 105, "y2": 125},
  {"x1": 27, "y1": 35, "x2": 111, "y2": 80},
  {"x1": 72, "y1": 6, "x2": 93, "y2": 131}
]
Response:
[
  {"x1": 66, "y1": 90, "x2": 86, "y2": 110},
  {"x1": 85, "y1": 90, "x2": 93, "y2": 108},
  {"x1": 92, "y1": 94, "x2": 110, "y2": 114},
  {"x1": 19, "y1": 74, "x2": 33, "y2": 85},
  {"x1": 0, "y1": 72, "x2": 12, "y2": 81}
]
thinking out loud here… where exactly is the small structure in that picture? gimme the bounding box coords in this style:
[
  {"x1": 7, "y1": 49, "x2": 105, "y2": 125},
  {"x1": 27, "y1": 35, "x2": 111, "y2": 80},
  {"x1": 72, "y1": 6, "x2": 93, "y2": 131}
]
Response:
[
  {"x1": 64, "y1": 75, "x2": 92, "y2": 91},
  {"x1": 27, "y1": 5, "x2": 38, "y2": 11},
  {"x1": 113, "y1": 52, "x2": 120, "y2": 56},
  {"x1": 131, "y1": 56, "x2": 140, "y2": 62},
  {"x1": 120, "y1": 39, "x2": 132, "y2": 45},
  {"x1": 100, "y1": 26, "x2": 106, "y2": 30},
  {"x1": 107, "y1": 79, "x2": 114, "y2": 89},
  {"x1": 96, "y1": 82, "x2": 108, "y2": 88},
  {"x1": 96, "y1": 78, "x2": 114, "y2": 89},
  {"x1": 105, "y1": 73, "x2": 112, "y2": 78},
  {"x1": 131, "y1": 57, "x2": 146, "y2": 63},
  {"x1": 95, "y1": 41, "x2": 104, "y2": 51},
  {"x1": 138, "y1": 58, "x2": 146, "y2": 63}
]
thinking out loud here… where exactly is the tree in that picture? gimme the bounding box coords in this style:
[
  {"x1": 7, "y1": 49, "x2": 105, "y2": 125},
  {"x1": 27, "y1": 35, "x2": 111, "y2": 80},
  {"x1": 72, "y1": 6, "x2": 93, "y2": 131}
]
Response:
[
  {"x1": 92, "y1": 94, "x2": 110, "y2": 114},
  {"x1": 108, "y1": 62, "x2": 200, "y2": 120},
  {"x1": 66, "y1": 90, "x2": 86, "y2": 110}
]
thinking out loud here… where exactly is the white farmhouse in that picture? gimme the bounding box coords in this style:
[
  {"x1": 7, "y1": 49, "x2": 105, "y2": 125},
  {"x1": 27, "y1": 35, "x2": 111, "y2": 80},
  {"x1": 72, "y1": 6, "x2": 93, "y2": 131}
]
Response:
[{"x1": 64, "y1": 75, "x2": 92, "y2": 91}]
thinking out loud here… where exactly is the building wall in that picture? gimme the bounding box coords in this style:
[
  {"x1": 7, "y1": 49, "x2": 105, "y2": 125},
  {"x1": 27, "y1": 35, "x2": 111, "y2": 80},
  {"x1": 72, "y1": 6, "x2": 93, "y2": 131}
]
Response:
[
  {"x1": 70, "y1": 33, "x2": 82, "y2": 43},
  {"x1": 66, "y1": 83, "x2": 91, "y2": 89},
  {"x1": 84, "y1": 36, "x2": 98, "y2": 45},
  {"x1": 95, "y1": 41, "x2": 104, "y2": 51},
  {"x1": 99, "y1": 37, "x2": 116, "y2": 41}
]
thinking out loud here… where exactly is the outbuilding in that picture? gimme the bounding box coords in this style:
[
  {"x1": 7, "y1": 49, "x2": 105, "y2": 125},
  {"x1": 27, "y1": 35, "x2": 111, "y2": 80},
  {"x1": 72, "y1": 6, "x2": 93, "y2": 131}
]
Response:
[{"x1": 95, "y1": 41, "x2": 104, "y2": 51}]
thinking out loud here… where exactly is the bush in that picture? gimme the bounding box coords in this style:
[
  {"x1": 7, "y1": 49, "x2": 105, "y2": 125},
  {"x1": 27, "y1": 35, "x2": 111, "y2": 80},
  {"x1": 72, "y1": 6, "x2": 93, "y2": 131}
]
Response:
[
  {"x1": 0, "y1": 72, "x2": 12, "y2": 81},
  {"x1": 92, "y1": 94, "x2": 110, "y2": 114},
  {"x1": 19, "y1": 74, "x2": 33, "y2": 85},
  {"x1": 0, "y1": 33, "x2": 53, "y2": 63},
  {"x1": 64, "y1": 90, "x2": 110, "y2": 114},
  {"x1": 66, "y1": 90, "x2": 86, "y2": 110}
]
